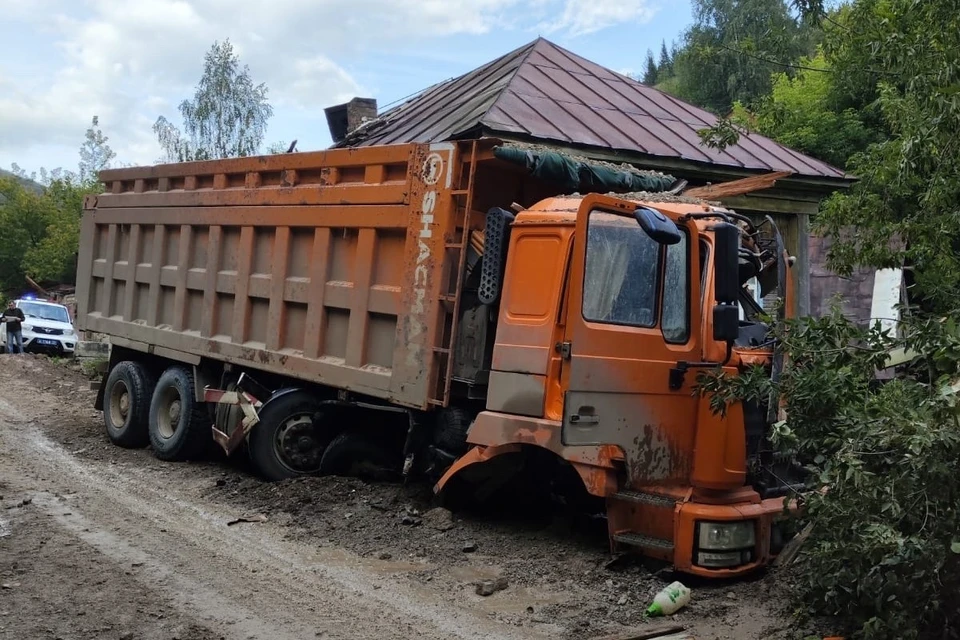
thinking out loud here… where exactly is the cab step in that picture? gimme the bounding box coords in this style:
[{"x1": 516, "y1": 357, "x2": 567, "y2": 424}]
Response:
[
  {"x1": 611, "y1": 491, "x2": 678, "y2": 509},
  {"x1": 612, "y1": 531, "x2": 675, "y2": 552}
]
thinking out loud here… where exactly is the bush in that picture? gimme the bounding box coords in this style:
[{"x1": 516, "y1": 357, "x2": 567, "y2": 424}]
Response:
[
  {"x1": 80, "y1": 356, "x2": 108, "y2": 380},
  {"x1": 700, "y1": 308, "x2": 960, "y2": 639}
]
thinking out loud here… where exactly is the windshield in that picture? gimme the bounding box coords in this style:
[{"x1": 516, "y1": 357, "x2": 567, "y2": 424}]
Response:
[
  {"x1": 583, "y1": 211, "x2": 659, "y2": 327},
  {"x1": 18, "y1": 302, "x2": 70, "y2": 323}
]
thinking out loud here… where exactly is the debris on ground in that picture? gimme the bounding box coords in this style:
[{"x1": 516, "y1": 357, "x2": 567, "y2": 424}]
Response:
[
  {"x1": 226, "y1": 513, "x2": 268, "y2": 526},
  {"x1": 646, "y1": 581, "x2": 691, "y2": 617},
  {"x1": 422, "y1": 507, "x2": 455, "y2": 532},
  {"x1": 774, "y1": 522, "x2": 813, "y2": 567},
  {"x1": 4, "y1": 497, "x2": 32, "y2": 509},
  {"x1": 475, "y1": 577, "x2": 509, "y2": 596}
]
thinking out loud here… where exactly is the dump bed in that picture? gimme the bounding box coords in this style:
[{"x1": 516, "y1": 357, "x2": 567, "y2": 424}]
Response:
[{"x1": 76, "y1": 142, "x2": 469, "y2": 409}]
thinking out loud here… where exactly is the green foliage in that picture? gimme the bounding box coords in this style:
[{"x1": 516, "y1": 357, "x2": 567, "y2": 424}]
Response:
[
  {"x1": 657, "y1": 40, "x2": 674, "y2": 79},
  {"x1": 815, "y1": 0, "x2": 960, "y2": 313},
  {"x1": 0, "y1": 177, "x2": 58, "y2": 291},
  {"x1": 78, "y1": 116, "x2": 116, "y2": 182},
  {"x1": 80, "y1": 356, "x2": 108, "y2": 379},
  {"x1": 697, "y1": 116, "x2": 748, "y2": 151},
  {"x1": 642, "y1": 49, "x2": 658, "y2": 85},
  {"x1": 0, "y1": 174, "x2": 98, "y2": 293},
  {"x1": 743, "y1": 52, "x2": 876, "y2": 168},
  {"x1": 266, "y1": 140, "x2": 290, "y2": 155},
  {"x1": 154, "y1": 39, "x2": 273, "y2": 162},
  {"x1": 668, "y1": 0, "x2": 817, "y2": 113},
  {"x1": 700, "y1": 307, "x2": 960, "y2": 639}
]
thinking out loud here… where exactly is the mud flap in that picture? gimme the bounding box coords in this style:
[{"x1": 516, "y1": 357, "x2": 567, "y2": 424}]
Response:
[
  {"x1": 205, "y1": 387, "x2": 263, "y2": 456},
  {"x1": 433, "y1": 444, "x2": 524, "y2": 505}
]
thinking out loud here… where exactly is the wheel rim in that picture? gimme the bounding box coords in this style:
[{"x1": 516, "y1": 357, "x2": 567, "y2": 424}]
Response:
[
  {"x1": 274, "y1": 413, "x2": 324, "y2": 474},
  {"x1": 109, "y1": 380, "x2": 130, "y2": 428},
  {"x1": 156, "y1": 386, "x2": 182, "y2": 439}
]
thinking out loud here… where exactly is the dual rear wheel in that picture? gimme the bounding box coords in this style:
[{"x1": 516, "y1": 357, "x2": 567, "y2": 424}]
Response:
[
  {"x1": 102, "y1": 362, "x2": 208, "y2": 460},
  {"x1": 102, "y1": 362, "x2": 401, "y2": 481}
]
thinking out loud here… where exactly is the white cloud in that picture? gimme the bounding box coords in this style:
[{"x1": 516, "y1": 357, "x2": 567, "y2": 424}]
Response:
[
  {"x1": 0, "y1": 0, "x2": 659, "y2": 170},
  {"x1": 541, "y1": 0, "x2": 658, "y2": 36}
]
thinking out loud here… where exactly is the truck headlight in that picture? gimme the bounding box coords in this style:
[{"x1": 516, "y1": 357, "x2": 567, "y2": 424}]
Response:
[{"x1": 697, "y1": 521, "x2": 756, "y2": 551}]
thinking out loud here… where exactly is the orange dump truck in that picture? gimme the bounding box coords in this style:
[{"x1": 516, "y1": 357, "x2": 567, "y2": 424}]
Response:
[{"x1": 77, "y1": 139, "x2": 799, "y2": 576}]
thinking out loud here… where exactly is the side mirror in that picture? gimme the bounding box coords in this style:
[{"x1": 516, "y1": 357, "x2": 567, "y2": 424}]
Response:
[
  {"x1": 713, "y1": 222, "x2": 740, "y2": 304},
  {"x1": 634, "y1": 206, "x2": 682, "y2": 245},
  {"x1": 712, "y1": 304, "x2": 740, "y2": 342}
]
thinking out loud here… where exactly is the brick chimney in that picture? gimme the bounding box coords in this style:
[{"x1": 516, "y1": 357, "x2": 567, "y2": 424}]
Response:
[{"x1": 325, "y1": 97, "x2": 377, "y2": 143}]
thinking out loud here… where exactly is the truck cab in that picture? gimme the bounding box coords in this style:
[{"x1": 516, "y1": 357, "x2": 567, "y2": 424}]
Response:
[{"x1": 437, "y1": 192, "x2": 793, "y2": 577}]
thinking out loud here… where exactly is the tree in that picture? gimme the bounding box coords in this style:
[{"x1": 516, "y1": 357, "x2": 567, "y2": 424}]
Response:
[
  {"x1": 814, "y1": 0, "x2": 960, "y2": 312},
  {"x1": 154, "y1": 39, "x2": 273, "y2": 162},
  {"x1": 669, "y1": 0, "x2": 816, "y2": 113},
  {"x1": 657, "y1": 40, "x2": 673, "y2": 79},
  {"x1": 0, "y1": 177, "x2": 56, "y2": 291},
  {"x1": 78, "y1": 116, "x2": 116, "y2": 183},
  {"x1": 0, "y1": 114, "x2": 107, "y2": 292},
  {"x1": 641, "y1": 50, "x2": 659, "y2": 85},
  {"x1": 730, "y1": 51, "x2": 877, "y2": 169},
  {"x1": 698, "y1": 2, "x2": 960, "y2": 637}
]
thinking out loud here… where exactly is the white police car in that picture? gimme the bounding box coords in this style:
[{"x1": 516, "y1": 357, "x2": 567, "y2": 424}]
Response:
[{"x1": 0, "y1": 298, "x2": 78, "y2": 355}]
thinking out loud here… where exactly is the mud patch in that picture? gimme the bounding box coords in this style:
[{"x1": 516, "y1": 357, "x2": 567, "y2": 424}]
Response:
[{"x1": 0, "y1": 355, "x2": 800, "y2": 639}]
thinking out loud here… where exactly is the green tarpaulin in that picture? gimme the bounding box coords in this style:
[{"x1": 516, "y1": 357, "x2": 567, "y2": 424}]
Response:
[{"x1": 493, "y1": 146, "x2": 676, "y2": 194}]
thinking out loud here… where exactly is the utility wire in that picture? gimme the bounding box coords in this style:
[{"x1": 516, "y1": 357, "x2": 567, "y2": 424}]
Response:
[{"x1": 716, "y1": 42, "x2": 898, "y2": 77}]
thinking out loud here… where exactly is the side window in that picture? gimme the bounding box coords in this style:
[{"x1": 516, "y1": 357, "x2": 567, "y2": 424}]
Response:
[
  {"x1": 583, "y1": 210, "x2": 659, "y2": 327},
  {"x1": 661, "y1": 233, "x2": 689, "y2": 343}
]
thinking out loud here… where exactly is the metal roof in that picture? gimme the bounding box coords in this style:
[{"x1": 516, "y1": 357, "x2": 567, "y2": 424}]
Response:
[{"x1": 337, "y1": 39, "x2": 847, "y2": 181}]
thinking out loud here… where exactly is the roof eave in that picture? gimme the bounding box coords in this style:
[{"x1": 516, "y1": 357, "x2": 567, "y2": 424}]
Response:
[{"x1": 480, "y1": 128, "x2": 854, "y2": 192}]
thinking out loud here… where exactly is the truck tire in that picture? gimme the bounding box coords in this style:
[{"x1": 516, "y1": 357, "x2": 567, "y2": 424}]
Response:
[
  {"x1": 319, "y1": 428, "x2": 402, "y2": 481},
  {"x1": 103, "y1": 361, "x2": 156, "y2": 448},
  {"x1": 148, "y1": 366, "x2": 209, "y2": 461},
  {"x1": 248, "y1": 390, "x2": 331, "y2": 481},
  {"x1": 435, "y1": 407, "x2": 473, "y2": 455}
]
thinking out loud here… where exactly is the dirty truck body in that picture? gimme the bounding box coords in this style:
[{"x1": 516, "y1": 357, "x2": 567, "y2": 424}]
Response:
[{"x1": 78, "y1": 140, "x2": 793, "y2": 577}]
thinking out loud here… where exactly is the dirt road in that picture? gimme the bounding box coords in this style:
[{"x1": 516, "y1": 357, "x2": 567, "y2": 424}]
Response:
[{"x1": 0, "y1": 356, "x2": 794, "y2": 639}]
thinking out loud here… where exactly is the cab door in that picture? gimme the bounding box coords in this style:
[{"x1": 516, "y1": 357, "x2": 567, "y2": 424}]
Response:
[{"x1": 560, "y1": 196, "x2": 702, "y2": 487}]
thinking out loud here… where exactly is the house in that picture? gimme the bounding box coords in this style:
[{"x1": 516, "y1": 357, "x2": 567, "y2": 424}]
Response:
[{"x1": 326, "y1": 38, "x2": 859, "y2": 319}]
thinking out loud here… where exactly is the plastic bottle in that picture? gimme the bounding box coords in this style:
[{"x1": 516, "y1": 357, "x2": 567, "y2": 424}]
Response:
[{"x1": 645, "y1": 581, "x2": 691, "y2": 617}]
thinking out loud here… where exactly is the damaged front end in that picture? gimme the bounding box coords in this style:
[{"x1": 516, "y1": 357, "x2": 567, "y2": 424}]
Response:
[{"x1": 732, "y1": 214, "x2": 807, "y2": 500}]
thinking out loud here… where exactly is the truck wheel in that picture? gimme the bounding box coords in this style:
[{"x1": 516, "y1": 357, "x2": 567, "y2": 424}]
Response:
[
  {"x1": 248, "y1": 391, "x2": 330, "y2": 481},
  {"x1": 319, "y1": 428, "x2": 402, "y2": 481},
  {"x1": 148, "y1": 366, "x2": 209, "y2": 461},
  {"x1": 103, "y1": 361, "x2": 156, "y2": 448},
  {"x1": 435, "y1": 407, "x2": 472, "y2": 455}
]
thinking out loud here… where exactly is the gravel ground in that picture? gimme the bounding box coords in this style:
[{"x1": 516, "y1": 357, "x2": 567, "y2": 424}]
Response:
[{"x1": 0, "y1": 354, "x2": 805, "y2": 639}]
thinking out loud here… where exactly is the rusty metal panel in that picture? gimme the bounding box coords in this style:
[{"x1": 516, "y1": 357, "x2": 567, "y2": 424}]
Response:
[
  {"x1": 339, "y1": 38, "x2": 847, "y2": 180},
  {"x1": 77, "y1": 142, "x2": 461, "y2": 410}
]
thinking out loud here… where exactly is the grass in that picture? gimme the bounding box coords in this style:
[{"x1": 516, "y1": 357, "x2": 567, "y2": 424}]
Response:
[{"x1": 79, "y1": 356, "x2": 108, "y2": 379}]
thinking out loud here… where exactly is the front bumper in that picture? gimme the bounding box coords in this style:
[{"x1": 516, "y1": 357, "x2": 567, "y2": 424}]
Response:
[
  {"x1": 22, "y1": 332, "x2": 77, "y2": 354},
  {"x1": 673, "y1": 496, "x2": 794, "y2": 577},
  {"x1": 608, "y1": 486, "x2": 797, "y2": 578}
]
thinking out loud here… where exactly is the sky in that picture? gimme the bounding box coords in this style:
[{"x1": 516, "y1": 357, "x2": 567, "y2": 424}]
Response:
[{"x1": 0, "y1": 0, "x2": 693, "y2": 176}]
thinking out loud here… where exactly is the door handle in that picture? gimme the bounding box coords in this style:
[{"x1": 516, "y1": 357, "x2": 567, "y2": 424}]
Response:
[{"x1": 570, "y1": 414, "x2": 600, "y2": 425}]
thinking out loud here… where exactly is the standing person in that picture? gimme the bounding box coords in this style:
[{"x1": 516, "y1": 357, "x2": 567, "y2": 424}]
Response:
[{"x1": 1, "y1": 301, "x2": 25, "y2": 355}]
